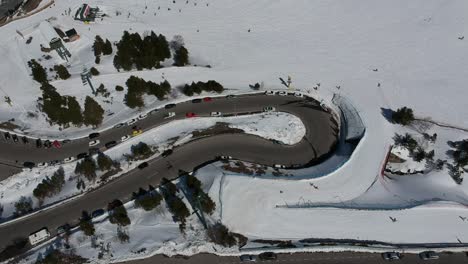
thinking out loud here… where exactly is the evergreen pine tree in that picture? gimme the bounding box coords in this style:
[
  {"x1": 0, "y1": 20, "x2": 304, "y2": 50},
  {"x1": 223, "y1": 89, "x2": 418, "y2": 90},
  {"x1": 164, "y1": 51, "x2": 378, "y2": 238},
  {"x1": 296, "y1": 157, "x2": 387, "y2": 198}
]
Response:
[
  {"x1": 173, "y1": 46, "x2": 189, "y2": 66},
  {"x1": 83, "y1": 96, "x2": 104, "y2": 127},
  {"x1": 103, "y1": 39, "x2": 113, "y2": 55}
]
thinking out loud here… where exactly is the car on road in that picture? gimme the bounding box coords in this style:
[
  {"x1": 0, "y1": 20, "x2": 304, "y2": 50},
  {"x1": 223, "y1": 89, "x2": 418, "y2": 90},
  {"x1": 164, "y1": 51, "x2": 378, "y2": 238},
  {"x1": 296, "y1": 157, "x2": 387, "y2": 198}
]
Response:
[
  {"x1": 52, "y1": 140, "x2": 61, "y2": 148},
  {"x1": 273, "y1": 164, "x2": 286, "y2": 169},
  {"x1": 381, "y1": 252, "x2": 401, "y2": 261},
  {"x1": 64, "y1": 157, "x2": 75, "y2": 163},
  {"x1": 36, "y1": 139, "x2": 42, "y2": 148},
  {"x1": 263, "y1": 106, "x2": 276, "y2": 112},
  {"x1": 192, "y1": 98, "x2": 202, "y2": 103},
  {"x1": 37, "y1": 162, "x2": 48, "y2": 168},
  {"x1": 165, "y1": 112, "x2": 176, "y2": 119},
  {"x1": 203, "y1": 97, "x2": 212, "y2": 102},
  {"x1": 4, "y1": 132, "x2": 10, "y2": 140},
  {"x1": 226, "y1": 94, "x2": 235, "y2": 99},
  {"x1": 92, "y1": 209, "x2": 106, "y2": 218},
  {"x1": 186, "y1": 112, "x2": 197, "y2": 118},
  {"x1": 239, "y1": 255, "x2": 256, "y2": 262},
  {"x1": 138, "y1": 113, "x2": 148, "y2": 120},
  {"x1": 29, "y1": 228, "x2": 50, "y2": 246},
  {"x1": 294, "y1": 92, "x2": 304, "y2": 97},
  {"x1": 121, "y1": 135, "x2": 131, "y2": 142},
  {"x1": 88, "y1": 132, "x2": 100, "y2": 139},
  {"x1": 265, "y1": 90, "x2": 275, "y2": 95},
  {"x1": 149, "y1": 108, "x2": 159, "y2": 115},
  {"x1": 162, "y1": 149, "x2": 173, "y2": 157},
  {"x1": 258, "y1": 252, "x2": 277, "y2": 260},
  {"x1": 165, "y1": 103, "x2": 176, "y2": 109},
  {"x1": 49, "y1": 160, "x2": 60, "y2": 166},
  {"x1": 12, "y1": 134, "x2": 18, "y2": 142},
  {"x1": 44, "y1": 140, "x2": 52, "y2": 149},
  {"x1": 114, "y1": 123, "x2": 125, "y2": 129},
  {"x1": 77, "y1": 152, "x2": 89, "y2": 160},
  {"x1": 89, "y1": 140, "x2": 100, "y2": 147},
  {"x1": 62, "y1": 139, "x2": 71, "y2": 144},
  {"x1": 23, "y1": 161, "x2": 35, "y2": 169},
  {"x1": 56, "y1": 224, "x2": 70, "y2": 235},
  {"x1": 105, "y1": 141, "x2": 117, "y2": 149},
  {"x1": 132, "y1": 129, "x2": 143, "y2": 136},
  {"x1": 127, "y1": 119, "x2": 137, "y2": 126},
  {"x1": 138, "y1": 162, "x2": 149, "y2": 169},
  {"x1": 211, "y1": 112, "x2": 222, "y2": 117},
  {"x1": 276, "y1": 91, "x2": 287, "y2": 96},
  {"x1": 21, "y1": 136, "x2": 29, "y2": 144},
  {"x1": 419, "y1": 251, "x2": 439, "y2": 260},
  {"x1": 219, "y1": 155, "x2": 232, "y2": 160}
]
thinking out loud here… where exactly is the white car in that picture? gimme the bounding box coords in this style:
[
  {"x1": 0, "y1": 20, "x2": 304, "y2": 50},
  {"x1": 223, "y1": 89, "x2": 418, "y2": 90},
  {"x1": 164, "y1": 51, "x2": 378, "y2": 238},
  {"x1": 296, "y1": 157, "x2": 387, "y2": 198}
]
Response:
[
  {"x1": 127, "y1": 119, "x2": 137, "y2": 126},
  {"x1": 211, "y1": 112, "x2": 222, "y2": 117},
  {"x1": 149, "y1": 109, "x2": 159, "y2": 115},
  {"x1": 164, "y1": 112, "x2": 176, "y2": 119},
  {"x1": 114, "y1": 123, "x2": 125, "y2": 129},
  {"x1": 37, "y1": 162, "x2": 48, "y2": 168},
  {"x1": 264, "y1": 90, "x2": 275, "y2": 95},
  {"x1": 138, "y1": 113, "x2": 148, "y2": 120},
  {"x1": 274, "y1": 164, "x2": 286, "y2": 169},
  {"x1": 294, "y1": 92, "x2": 304, "y2": 97},
  {"x1": 219, "y1": 155, "x2": 232, "y2": 160},
  {"x1": 263, "y1": 106, "x2": 276, "y2": 112},
  {"x1": 63, "y1": 157, "x2": 75, "y2": 163},
  {"x1": 276, "y1": 91, "x2": 287, "y2": 96},
  {"x1": 89, "y1": 140, "x2": 100, "y2": 147},
  {"x1": 121, "y1": 135, "x2": 131, "y2": 142}
]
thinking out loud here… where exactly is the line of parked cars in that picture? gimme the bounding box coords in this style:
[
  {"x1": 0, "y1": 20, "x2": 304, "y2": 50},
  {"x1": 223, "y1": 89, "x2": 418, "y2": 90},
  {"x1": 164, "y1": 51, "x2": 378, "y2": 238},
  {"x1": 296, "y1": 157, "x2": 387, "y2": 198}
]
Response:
[
  {"x1": 265, "y1": 90, "x2": 303, "y2": 97},
  {"x1": 240, "y1": 252, "x2": 277, "y2": 262},
  {"x1": 381, "y1": 251, "x2": 440, "y2": 261}
]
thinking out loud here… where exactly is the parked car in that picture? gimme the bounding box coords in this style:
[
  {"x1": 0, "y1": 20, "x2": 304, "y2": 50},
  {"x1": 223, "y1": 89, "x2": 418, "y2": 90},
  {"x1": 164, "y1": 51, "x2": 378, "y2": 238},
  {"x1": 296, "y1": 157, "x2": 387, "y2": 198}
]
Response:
[
  {"x1": 258, "y1": 252, "x2": 277, "y2": 260},
  {"x1": 121, "y1": 135, "x2": 131, "y2": 142},
  {"x1": 192, "y1": 98, "x2": 202, "y2": 103},
  {"x1": 294, "y1": 92, "x2": 304, "y2": 97},
  {"x1": 162, "y1": 149, "x2": 173, "y2": 157},
  {"x1": 114, "y1": 123, "x2": 125, "y2": 129},
  {"x1": 62, "y1": 139, "x2": 71, "y2": 144},
  {"x1": 186, "y1": 112, "x2": 197, "y2": 118},
  {"x1": 149, "y1": 108, "x2": 159, "y2": 115},
  {"x1": 211, "y1": 112, "x2": 222, "y2": 117},
  {"x1": 164, "y1": 112, "x2": 176, "y2": 119},
  {"x1": 77, "y1": 152, "x2": 89, "y2": 160},
  {"x1": 37, "y1": 162, "x2": 48, "y2": 168},
  {"x1": 56, "y1": 224, "x2": 70, "y2": 235},
  {"x1": 132, "y1": 129, "x2": 143, "y2": 136},
  {"x1": 381, "y1": 252, "x2": 401, "y2": 261},
  {"x1": 89, "y1": 140, "x2": 100, "y2": 147},
  {"x1": 49, "y1": 160, "x2": 60, "y2": 166},
  {"x1": 273, "y1": 164, "x2": 286, "y2": 169},
  {"x1": 21, "y1": 136, "x2": 29, "y2": 144},
  {"x1": 4, "y1": 132, "x2": 10, "y2": 140},
  {"x1": 91, "y1": 209, "x2": 105, "y2": 218},
  {"x1": 28, "y1": 228, "x2": 50, "y2": 246},
  {"x1": 12, "y1": 134, "x2": 18, "y2": 142},
  {"x1": 63, "y1": 157, "x2": 75, "y2": 163},
  {"x1": 263, "y1": 106, "x2": 276, "y2": 112},
  {"x1": 23, "y1": 161, "x2": 35, "y2": 169},
  {"x1": 203, "y1": 97, "x2": 212, "y2": 102},
  {"x1": 419, "y1": 251, "x2": 439, "y2": 260},
  {"x1": 165, "y1": 103, "x2": 176, "y2": 109},
  {"x1": 219, "y1": 155, "x2": 232, "y2": 160},
  {"x1": 127, "y1": 119, "x2": 137, "y2": 126},
  {"x1": 52, "y1": 140, "x2": 61, "y2": 148},
  {"x1": 264, "y1": 90, "x2": 275, "y2": 95},
  {"x1": 226, "y1": 94, "x2": 235, "y2": 99},
  {"x1": 276, "y1": 91, "x2": 287, "y2": 96},
  {"x1": 138, "y1": 113, "x2": 148, "y2": 120},
  {"x1": 105, "y1": 141, "x2": 117, "y2": 149},
  {"x1": 43, "y1": 140, "x2": 52, "y2": 149},
  {"x1": 89, "y1": 132, "x2": 100, "y2": 139},
  {"x1": 239, "y1": 255, "x2": 257, "y2": 262},
  {"x1": 138, "y1": 162, "x2": 149, "y2": 169},
  {"x1": 36, "y1": 138, "x2": 42, "y2": 148}
]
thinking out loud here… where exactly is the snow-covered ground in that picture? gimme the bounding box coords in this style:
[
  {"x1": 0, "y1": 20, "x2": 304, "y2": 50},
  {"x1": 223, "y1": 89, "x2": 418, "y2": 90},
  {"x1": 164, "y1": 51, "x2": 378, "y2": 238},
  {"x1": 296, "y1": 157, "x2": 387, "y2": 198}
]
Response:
[
  {"x1": 1, "y1": 0, "x2": 468, "y2": 262},
  {"x1": 0, "y1": 112, "x2": 304, "y2": 219}
]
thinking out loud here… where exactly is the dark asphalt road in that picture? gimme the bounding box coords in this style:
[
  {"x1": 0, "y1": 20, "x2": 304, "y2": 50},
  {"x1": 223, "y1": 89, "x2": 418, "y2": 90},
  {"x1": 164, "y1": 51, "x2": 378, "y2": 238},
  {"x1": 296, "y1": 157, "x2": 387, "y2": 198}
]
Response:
[
  {"x1": 0, "y1": 94, "x2": 337, "y2": 251},
  {"x1": 120, "y1": 252, "x2": 468, "y2": 264}
]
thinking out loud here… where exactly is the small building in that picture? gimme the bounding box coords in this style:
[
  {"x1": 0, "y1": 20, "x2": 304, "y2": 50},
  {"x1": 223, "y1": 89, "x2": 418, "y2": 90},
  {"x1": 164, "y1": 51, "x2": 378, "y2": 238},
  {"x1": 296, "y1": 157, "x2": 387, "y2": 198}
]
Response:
[
  {"x1": 65, "y1": 28, "x2": 80, "y2": 42},
  {"x1": 29, "y1": 228, "x2": 50, "y2": 246},
  {"x1": 74, "y1": 4, "x2": 99, "y2": 22}
]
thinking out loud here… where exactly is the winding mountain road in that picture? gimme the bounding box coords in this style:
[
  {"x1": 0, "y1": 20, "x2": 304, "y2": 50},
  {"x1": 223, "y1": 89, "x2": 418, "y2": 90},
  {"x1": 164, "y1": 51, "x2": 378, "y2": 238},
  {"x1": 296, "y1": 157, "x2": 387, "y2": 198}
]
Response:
[{"x1": 0, "y1": 93, "x2": 338, "y2": 251}]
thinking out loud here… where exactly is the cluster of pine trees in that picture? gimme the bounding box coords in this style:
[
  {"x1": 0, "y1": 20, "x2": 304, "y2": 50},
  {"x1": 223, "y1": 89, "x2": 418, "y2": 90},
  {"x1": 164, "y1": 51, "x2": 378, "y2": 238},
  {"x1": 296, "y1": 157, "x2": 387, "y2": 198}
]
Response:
[
  {"x1": 124, "y1": 76, "x2": 171, "y2": 108},
  {"x1": 75, "y1": 153, "x2": 114, "y2": 181},
  {"x1": 182, "y1": 80, "x2": 224, "y2": 96},
  {"x1": 133, "y1": 186, "x2": 163, "y2": 211},
  {"x1": 33, "y1": 167, "x2": 65, "y2": 202},
  {"x1": 93, "y1": 35, "x2": 113, "y2": 64},
  {"x1": 113, "y1": 31, "x2": 171, "y2": 71},
  {"x1": 160, "y1": 178, "x2": 190, "y2": 231},
  {"x1": 185, "y1": 174, "x2": 216, "y2": 215}
]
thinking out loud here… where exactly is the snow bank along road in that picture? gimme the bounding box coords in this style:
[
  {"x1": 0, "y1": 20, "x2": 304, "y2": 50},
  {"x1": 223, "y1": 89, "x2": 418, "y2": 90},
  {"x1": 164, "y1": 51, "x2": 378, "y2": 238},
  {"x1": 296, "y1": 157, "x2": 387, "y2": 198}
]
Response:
[{"x1": 0, "y1": 93, "x2": 337, "y2": 251}]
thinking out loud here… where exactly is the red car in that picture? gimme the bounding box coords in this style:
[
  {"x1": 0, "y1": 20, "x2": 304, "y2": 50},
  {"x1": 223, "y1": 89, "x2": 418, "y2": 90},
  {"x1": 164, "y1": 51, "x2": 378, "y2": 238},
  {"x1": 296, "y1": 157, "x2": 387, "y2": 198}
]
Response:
[
  {"x1": 186, "y1": 112, "x2": 197, "y2": 118},
  {"x1": 52, "y1": 140, "x2": 62, "y2": 148},
  {"x1": 203, "y1": 97, "x2": 212, "y2": 102}
]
